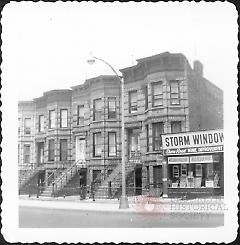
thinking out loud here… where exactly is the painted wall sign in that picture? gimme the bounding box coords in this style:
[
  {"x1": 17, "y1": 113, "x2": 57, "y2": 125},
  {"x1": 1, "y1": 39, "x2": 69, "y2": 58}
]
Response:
[{"x1": 162, "y1": 129, "x2": 223, "y2": 155}]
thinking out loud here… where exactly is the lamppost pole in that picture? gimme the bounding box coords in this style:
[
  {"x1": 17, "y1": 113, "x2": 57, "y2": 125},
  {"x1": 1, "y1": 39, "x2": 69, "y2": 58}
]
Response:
[{"x1": 87, "y1": 55, "x2": 129, "y2": 209}]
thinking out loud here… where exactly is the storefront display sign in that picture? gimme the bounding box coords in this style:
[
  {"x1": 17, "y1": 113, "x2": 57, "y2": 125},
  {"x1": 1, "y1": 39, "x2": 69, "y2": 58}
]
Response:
[
  {"x1": 162, "y1": 129, "x2": 223, "y2": 155},
  {"x1": 168, "y1": 156, "x2": 189, "y2": 164}
]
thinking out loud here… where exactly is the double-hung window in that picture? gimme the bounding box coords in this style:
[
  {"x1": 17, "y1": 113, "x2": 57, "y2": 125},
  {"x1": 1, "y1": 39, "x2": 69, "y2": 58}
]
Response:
[
  {"x1": 60, "y1": 139, "x2": 67, "y2": 161},
  {"x1": 129, "y1": 90, "x2": 138, "y2": 113},
  {"x1": 93, "y1": 132, "x2": 102, "y2": 157},
  {"x1": 170, "y1": 81, "x2": 180, "y2": 105},
  {"x1": 49, "y1": 110, "x2": 56, "y2": 129},
  {"x1": 146, "y1": 124, "x2": 149, "y2": 152},
  {"x1": 152, "y1": 122, "x2": 164, "y2": 151},
  {"x1": 93, "y1": 99, "x2": 102, "y2": 121},
  {"x1": 48, "y1": 139, "x2": 55, "y2": 161},
  {"x1": 23, "y1": 145, "x2": 30, "y2": 164},
  {"x1": 171, "y1": 121, "x2": 182, "y2": 133},
  {"x1": 108, "y1": 132, "x2": 117, "y2": 157},
  {"x1": 39, "y1": 115, "x2": 44, "y2": 132},
  {"x1": 60, "y1": 109, "x2": 68, "y2": 128},
  {"x1": 24, "y1": 118, "x2": 31, "y2": 135},
  {"x1": 144, "y1": 85, "x2": 148, "y2": 110},
  {"x1": 152, "y1": 82, "x2": 163, "y2": 107},
  {"x1": 77, "y1": 105, "x2": 84, "y2": 125},
  {"x1": 108, "y1": 97, "x2": 116, "y2": 119}
]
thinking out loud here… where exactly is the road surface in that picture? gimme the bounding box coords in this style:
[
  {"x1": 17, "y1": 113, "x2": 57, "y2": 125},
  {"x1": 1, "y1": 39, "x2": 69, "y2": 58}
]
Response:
[{"x1": 19, "y1": 206, "x2": 224, "y2": 228}]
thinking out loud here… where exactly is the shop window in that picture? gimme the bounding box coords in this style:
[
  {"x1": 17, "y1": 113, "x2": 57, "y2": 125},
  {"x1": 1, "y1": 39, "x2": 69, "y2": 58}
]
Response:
[
  {"x1": 49, "y1": 110, "x2": 56, "y2": 129},
  {"x1": 108, "y1": 132, "x2": 117, "y2": 157},
  {"x1": 24, "y1": 118, "x2": 31, "y2": 135},
  {"x1": 181, "y1": 164, "x2": 187, "y2": 176},
  {"x1": 195, "y1": 164, "x2": 202, "y2": 177},
  {"x1": 129, "y1": 91, "x2": 138, "y2": 113},
  {"x1": 93, "y1": 99, "x2": 102, "y2": 121},
  {"x1": 48, "y1": 139, "x2": 55, "y2": 161},
  {"x1": 108, "y1": 97, "x2": 116, "y2": 119},
  {"x1": 152, "y1": 122, "x2": 164, "y2": 151},
  {"x1": 93, "y1": 132, "x2": 101, "y2": 157},
  {"x1": 173, "y1": 165, "x2": 179, "y2": 178},
  {"x1": 60, "y1": 109, "x2": 68, "y2": 128},
  {"x1": 152, "y1": 81, "x2": 163, "y2": 107},
  {"x1": 39, "y1": 115, "x2": 44, "y2": 132},
  {"x1": 23, "y1": 145, "x2": 30, "y2": 164},
  {"x1": 171, "y1": 121, "x2": 182, "y2": 133},
  {"x1": 60, "y1": 139, "x2": 67, "y2": 161},
  {"x1": 207, "y1": 162, "x2": 213, "y2": 177},
  {"x1": 170, "y1": 81, "x2": 180, "y2": 105}
]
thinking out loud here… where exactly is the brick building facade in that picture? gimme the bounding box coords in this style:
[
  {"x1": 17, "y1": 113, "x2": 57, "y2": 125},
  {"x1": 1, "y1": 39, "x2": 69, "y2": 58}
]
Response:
[{"x1": 18, "y1": 52, "x2": 223, "y2": 198}]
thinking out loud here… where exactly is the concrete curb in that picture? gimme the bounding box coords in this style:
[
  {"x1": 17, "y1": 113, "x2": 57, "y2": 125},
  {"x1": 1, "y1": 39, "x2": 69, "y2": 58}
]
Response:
[{"x1": 19, "y1": 197, "x2": 226, "y2": 214}]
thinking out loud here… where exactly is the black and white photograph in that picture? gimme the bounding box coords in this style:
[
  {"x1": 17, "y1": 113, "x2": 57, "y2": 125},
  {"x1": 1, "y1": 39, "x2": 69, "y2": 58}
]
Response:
[{"x1": 1, "y1": 1, "x2": 238, "y2": 243}]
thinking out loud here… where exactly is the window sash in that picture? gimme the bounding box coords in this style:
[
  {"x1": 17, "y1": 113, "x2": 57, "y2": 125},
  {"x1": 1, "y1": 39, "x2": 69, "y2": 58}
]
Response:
[
  {"x1": 152, "y1": 122, "x2": 164, "y2": 151},
  {"x1": 60, "y1": 139, "x2": 67, "y2": 161},
  {"x1": 49, "y1": 110, "x2": 56, "y2": 129},
  {"x1": 170, "y1": 81, "x2": 180, "y2": 105},
  {"x1": 108, "y1": 98, "x2": 116, "y2": 119},
  {"x1": 144, "y1": 86, "x2": 148, "y2": 110},
  {"x1": 146, "y1": 125, "x2": 149, "y2": 152},
  {"x1": 48, "y1": 140, "x2": 55, "y2": 161},
  {"x1": 129, "y1": 91, "x2": 138, "y2": 113},
  {"x1": 171, "y1": 121, "x2": 182, "y2": 133},
  {"x1": 77, "y1": 105, "x2": 84, "y2": 125},
  {"x1": 39, "y1": 115, "x2": 44, "y2": 132},
  {"x1": 152, "y1": 82, "x2": 163, "y2": 107},
  {"x1": 108, "y1": 132, "x2": 117, "y2": 156},
  {"x1": 24, "y1": 145, "x2": 30, "y2": 163},
  {"x1": 93, "y1": 133, "x2": 101, "y2": 157},
  {"x1": 93, "y1": 99, "x2": 102, "y2": 121},
  {"x1": 60, "y1": 109, "x2": 68, "y2": 128},
  {"x1": 24, "y1": 118, "x2": 31, "y2": 134}
]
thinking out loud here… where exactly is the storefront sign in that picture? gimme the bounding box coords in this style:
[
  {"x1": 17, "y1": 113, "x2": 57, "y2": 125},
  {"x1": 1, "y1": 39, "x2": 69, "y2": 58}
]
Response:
[
  {"x1": 162, "y1": 129, "x2": 223, "y2": 155},
  {"x1": 168, "y1": 156, "x2": 189, "y2": 164},
  {"x1": 190, "y1": 155, "x2": 213, "y2": 163}
]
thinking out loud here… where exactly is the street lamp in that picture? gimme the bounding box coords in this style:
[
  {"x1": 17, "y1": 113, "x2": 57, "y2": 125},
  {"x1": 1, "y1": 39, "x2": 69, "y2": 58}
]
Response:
[{"x1": 87, "y1": 55, "x2": 129, "y2": 209}]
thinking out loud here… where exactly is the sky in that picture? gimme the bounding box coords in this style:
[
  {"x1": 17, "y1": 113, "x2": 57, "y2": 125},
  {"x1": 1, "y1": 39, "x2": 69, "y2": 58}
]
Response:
[{"x1": 2, "y1": 2, "x2": 238, "y2": 100}]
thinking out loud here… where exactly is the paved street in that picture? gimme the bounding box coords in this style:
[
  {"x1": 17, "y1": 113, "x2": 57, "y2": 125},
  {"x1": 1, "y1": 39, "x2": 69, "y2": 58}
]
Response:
[{"x1": 19, "y1": 206, "x2": 224, "y2": 228}]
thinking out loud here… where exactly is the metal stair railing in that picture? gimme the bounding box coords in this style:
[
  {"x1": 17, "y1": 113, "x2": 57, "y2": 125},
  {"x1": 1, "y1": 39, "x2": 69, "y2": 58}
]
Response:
[{"x1": 51, "y1": 160, "x2": 80, "y2": 196}]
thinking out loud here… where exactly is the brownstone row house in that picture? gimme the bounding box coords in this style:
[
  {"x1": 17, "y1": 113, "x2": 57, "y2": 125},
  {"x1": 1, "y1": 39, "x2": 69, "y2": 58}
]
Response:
[{"x1": 18, "y1": 52, "x2": 223, "y2": 198}]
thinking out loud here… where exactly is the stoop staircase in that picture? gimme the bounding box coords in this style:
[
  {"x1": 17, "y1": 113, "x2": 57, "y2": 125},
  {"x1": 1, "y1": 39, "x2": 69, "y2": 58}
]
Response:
[
  {"x1": 94, "y1": 151, "x2": 142, "y2": 199},
  {"x1": 94, "y1": 161, "x2": 135, "y2": 199},
  {"x1": 19, "y1": 165, "x2": 44, "y2": 191},
  {"x1": 40, "y1": 161, "x2": 80, "y2": 197}
]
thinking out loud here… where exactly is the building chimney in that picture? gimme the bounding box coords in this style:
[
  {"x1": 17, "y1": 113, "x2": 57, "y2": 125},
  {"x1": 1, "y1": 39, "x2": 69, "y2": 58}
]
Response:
[{"x1": 193, "y1": 60, "x2": 203, "y2": 77}]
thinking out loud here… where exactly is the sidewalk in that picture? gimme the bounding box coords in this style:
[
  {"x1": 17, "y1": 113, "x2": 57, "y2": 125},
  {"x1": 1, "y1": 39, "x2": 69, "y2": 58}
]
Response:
[{"x1": 19, "y1": 195, "x2": 226, "y2": 214}]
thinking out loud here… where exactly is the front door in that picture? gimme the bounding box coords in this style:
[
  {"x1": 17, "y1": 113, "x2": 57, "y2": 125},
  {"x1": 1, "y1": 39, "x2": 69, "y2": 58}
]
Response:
[
  {"x1": 135, "y1": 167, "x2": 142, "y2": 195},
  {"x1": 76, "y1": 137, "x2": 86, "y2": 162},
  {"x1": 79, "y1": 168, "x2": 87, "y2": 187}
]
